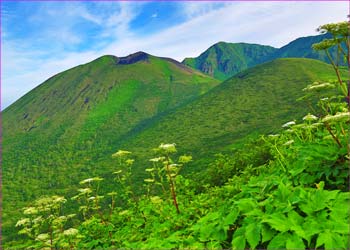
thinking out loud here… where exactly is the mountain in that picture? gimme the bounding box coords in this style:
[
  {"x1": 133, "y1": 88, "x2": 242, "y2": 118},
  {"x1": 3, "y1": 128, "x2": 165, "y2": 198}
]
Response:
[
  {"x1": 2, "y1": 52, "x2": 219, "y2": 241},
  {"x1": 2, "y1": 55, "x2": 344, "y2": 243},
  {"x1": 266, "y1": 33, "x2": 335, "y2": 62},
  {"x1": 182, "y1": 42, "x2": 277, "y2": 80},
  {"x1": 113, "y1": 58, "x2": 345, "y2": 179},
  {"x1": 183, "y1": 34, "x2": 339, "y2": 80}
]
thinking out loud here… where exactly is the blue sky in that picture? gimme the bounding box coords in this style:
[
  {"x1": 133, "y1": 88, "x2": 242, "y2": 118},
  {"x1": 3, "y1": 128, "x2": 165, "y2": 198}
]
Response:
[{"x1": 1, "y1": 1, "x2": 348, "y2": 109}]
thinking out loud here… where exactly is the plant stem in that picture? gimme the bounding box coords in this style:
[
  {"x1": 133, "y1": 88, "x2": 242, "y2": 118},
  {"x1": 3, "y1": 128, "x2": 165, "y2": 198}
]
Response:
[
  {"x1": 165, "y1": 157, "x2": 180, "y2": 214},
  {"x1": 325, "y1": 50, "x2": 344, "y2": 87},
  {"x1": 324, "y1": 122, "x2": 342, "y2": 148}
]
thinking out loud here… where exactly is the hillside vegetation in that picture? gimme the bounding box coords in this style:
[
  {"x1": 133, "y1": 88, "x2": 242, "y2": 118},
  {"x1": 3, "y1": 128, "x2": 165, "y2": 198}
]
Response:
[
  {"x1": 2, "y1": 53, "x2": 219, "y2": 241},
  {"x1": 10, "y1": 63, "x2": 350, "y2": 248},
  {"x1": 3, "y1": 21, "x2": 350, "y2": 248},
  {"x1": 116, "y1": 58, "x2": 347, "y2": 180}
]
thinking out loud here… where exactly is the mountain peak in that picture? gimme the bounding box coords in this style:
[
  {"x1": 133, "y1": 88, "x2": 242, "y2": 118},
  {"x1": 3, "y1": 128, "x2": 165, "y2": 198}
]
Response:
[{"x1": 117, "y1": 51, "x2": 150, "y2": 65}]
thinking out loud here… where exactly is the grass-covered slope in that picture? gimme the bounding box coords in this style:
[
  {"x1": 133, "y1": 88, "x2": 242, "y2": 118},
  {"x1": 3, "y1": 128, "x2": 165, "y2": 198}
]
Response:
[
  {"x1": 10, "y1": 58, "x2": 350, "y2": 249},
  {"x1": 116, "y1": 58, "x2": 346, "y2": 177},
  {"x1": 182, "y1": 42, "x2": 277, "y2": 80},
  {"x1": 3, "y1": 52, "x2": 218, "y2": 141},
  {"x1": 2, "y1": 52, "x2": 219, "y2": 241},
  {"x1": 183, "y1": 34, "x2": 340, "y2": 80}
]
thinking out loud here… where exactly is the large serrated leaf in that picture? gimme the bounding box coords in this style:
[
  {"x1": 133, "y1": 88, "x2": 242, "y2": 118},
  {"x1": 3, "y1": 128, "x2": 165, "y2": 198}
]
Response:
[
  {"x1": 224, "y1": 209, "x2": 239, "y2": 226},
  {"x1": 316, "y1": 231, "x2": 345, "y2": 249},
  {"x1": 232, "y1": 235, "x2": 246, "y2": 250},
  {"x1": 261, "y1": 223, "x2": 275, "y2": 243},
  {"x1": 287, "y1": 210, "x2": 309, "y2": 242},
  {"x1": 245, "y1": 223, "x2": 261, "y2": 249},
  {"x1": 267, "y1": 232, "x2": 288, "y2": 249},
  {"x1": 231, "y1": 227, "x2": 246, "y2": 249},
  {"x1": 262, "y1": 213, "x2": 290, "y2": 232},
  {"x1": 286, "y1": 233, "x2": 305, "y2": 249},
  {"x1": 235, "y1": 198, "x2": 258, "y2": 214}
]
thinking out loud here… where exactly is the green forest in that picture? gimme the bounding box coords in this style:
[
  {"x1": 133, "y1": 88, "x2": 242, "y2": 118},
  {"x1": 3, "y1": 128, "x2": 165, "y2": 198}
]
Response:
[{"x1": 3, "y1": 21, "x2": 350, "y2": 249}]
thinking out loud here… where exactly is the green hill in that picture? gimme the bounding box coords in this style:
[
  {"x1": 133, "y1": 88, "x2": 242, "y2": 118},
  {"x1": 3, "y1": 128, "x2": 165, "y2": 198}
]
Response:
[
  {"x1": 182, "y1": 42, "x2": 277, "y2": 80},
  {"x1": 2, "y1": 57, "x2": 345, "y2": 244},
  {"x1": 2, "y1": 52, "x2": 219, "y2": 241},
  {"x1": 114, "y1": 58, "x2": 346, "y2": 179},
  {"x1": 183, "y1": 34, "x2": 340, "y2": 80}
]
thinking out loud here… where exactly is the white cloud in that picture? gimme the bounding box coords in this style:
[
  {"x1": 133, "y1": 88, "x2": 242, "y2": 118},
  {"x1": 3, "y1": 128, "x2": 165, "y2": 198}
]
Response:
[
  {"x1": 2, "y1": 1, "x2": 348, "y2": 109},
  {"x1": 101, "y1": 1, "x2": 347, "y2": 60},
  {"x1": 2, "y1": 42, "x2": 101, "y2": 109},
  {"x1": 181, "y1": 2, "x2": 228, "y2": 19}
]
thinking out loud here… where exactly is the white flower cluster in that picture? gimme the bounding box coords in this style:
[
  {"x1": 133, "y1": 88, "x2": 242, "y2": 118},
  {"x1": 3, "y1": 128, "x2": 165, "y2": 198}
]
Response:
[
  {"x1": 159, "y1": 143, "x2": 176, "y2": 153},
  {"x1": 79, "y1": 177, "x2": 103, "y2": 185},
  {"x1": 63, "y1": 228, "x2": 79, "y2": 236},
  {"x1": 16, "y1": 218, "x2": 30, "y2": 227},
  {"x1": 23, "y1": 207, "x2": 38, "y2": 215},
  {"x1": 282, "y1": 121, "x2": 296, "y2": 128},
  {"x1": 322, "y1": 112, "x2": 350, "y2": 122},
  {"x1": 303, "y1": 114, "x2": 318, "y2": 121},
  {"x1": 112, "y1": 150, "x2": 132, "y2": 158},
  {"x1": 36, "y1": 233, "x2": 49, "y2": 241},
  {"x1": 283, "y1": 140, "x2": 294, "y2": 146},
  {"x1": 303, "y1": 82, "x2": 335, "y2": 91},
  {"x1": 149, "y1": 157, "x2": 165, "y2": 162}
]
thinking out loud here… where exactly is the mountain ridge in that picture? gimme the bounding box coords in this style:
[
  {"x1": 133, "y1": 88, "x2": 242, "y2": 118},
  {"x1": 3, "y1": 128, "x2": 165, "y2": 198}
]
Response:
[{"x1": 182, "y1": 33, "x2": 338, "y2": 80}]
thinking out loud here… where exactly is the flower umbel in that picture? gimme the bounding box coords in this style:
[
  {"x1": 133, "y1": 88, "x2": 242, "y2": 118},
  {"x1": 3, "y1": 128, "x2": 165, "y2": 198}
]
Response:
[
  {"x1": 282, "y1": 121, "x2": 296, "y2": 128},
  {"x1": 112, "y1": 150, "x2": 132, "y2": 158}
]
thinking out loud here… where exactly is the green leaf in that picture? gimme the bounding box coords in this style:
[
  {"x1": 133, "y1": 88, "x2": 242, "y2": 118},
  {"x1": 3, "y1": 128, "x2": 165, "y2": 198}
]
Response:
[
  {"x1": 287, "y1": 210, "x2": 309, "y2": 243},
  {"x1": 211, "y1": 227, "x2": 227, "y2": 242},
  {"x1": 235, "y1": 198, "x2": 257, "y2": 214},
  {"x1": 333, "y1": 222, "x2": 350, "y2": 234},
  {"x1": 206, "y1": 240, "x2": 222, "y2": 248},
  {"x1": 232, "y1": 227, "x2": 246, "y2": 249},
  {"x1": 224, "y1": 209, "x2": 239, "y2": 226},
  {"x1": 286, "y1": 233, "x2": 305, "y2": 249},
  {"x1": 316, "y1": 231, "x2": 345, "y2": 249},
  {"x1": 245, "y1": 223, "x2": 261, "y2": 249},
  {"x1": 267, "y1": 232, "x2": 288, "y2": 249},
  {"x1": 261, "y1": 223, "x2": 275, "y2": 243},
  {"x1": 232, "y1": 236, "x2": 246, "y2": 250},
  {"x1": 262, "y1": 213, "x2": 290, "y2": 232}
]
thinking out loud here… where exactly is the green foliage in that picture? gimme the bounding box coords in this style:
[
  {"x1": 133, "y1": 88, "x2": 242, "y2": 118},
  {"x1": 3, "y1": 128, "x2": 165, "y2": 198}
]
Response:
[
  {"x1": 2, "y1": 54, "x2": 218, "y2": 242},
  {"x1": 12, "y1": 80, "x2": 350, "y2": 248},
  {"x1": 5, "y1": 21, "x2": 350, "y2": 248}
]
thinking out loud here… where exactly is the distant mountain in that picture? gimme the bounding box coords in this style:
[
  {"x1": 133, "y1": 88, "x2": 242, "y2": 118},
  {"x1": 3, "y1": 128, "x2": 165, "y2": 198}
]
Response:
[
  {"x1": 182, "y1": 42, "x2": 277, "y2": 80},
  {"x1": 183, "y1": 34, "x2": 340, "y2": 80},
  {"x1": 266, "y1": 33, "x2": 335, "y2": 63},
  {"x1": 2, "y1": 52, "x2": 219, "y2": 241}
]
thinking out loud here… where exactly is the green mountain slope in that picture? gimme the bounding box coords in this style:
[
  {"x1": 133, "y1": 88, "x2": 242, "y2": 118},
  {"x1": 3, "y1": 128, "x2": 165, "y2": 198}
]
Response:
[
  {"x1": 2, "y1": 57, "x2": 345, "y2": 243},
  {"x1": 115, "y1": 58, "x2": 346, "y2": 179},
  {"x1": 182, "y1": 42, "x2": 277, "y2": 80},
  {"x1": 183, "y1": 34, "x2": 340, "y2": 80},
  {"x1": 266, "y1": 33, "x2": 337, "y2": 63},
  {"x1": 2, "y1": 52, "x2": 219, "y2": 241}
]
